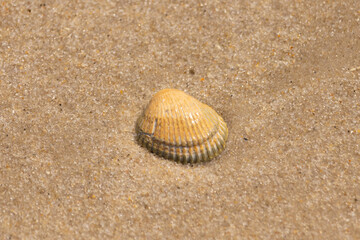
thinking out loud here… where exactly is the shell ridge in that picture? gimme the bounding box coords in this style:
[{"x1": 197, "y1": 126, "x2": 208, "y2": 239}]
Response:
[
  {"x1": 144, "y1": 104, "x2": 221, "y2": 148},
  {"x1": 164, "y1": 104, "x2": 171, "y2": 158},
  {"x1": 180, "y1": 96, "x2": 194, "y2": 161},
  {"x1": 136, "y1": 89, "x2": 228, "y2": 163},
  {"x1": 192, "y1": 104, "x2": 216, "y2": 161},
  {"x1": 180, "y1": 96, "x2": 196, "y2": 162},
  {"x1": 181, "y1": 98, "x2": 195, "y2": 146},
  {"x1": 194, "y1": 104, "x2": 220, "y2": 147},
  {"x1": 174, "y1": 97, "x2": 188, "y2": 162},
  {"x1": 205, "y1": 107, "x2": 220, "y2": 133},
  {"x1": 171, "y1": 98, "x2": 182, "y2": 161},
  {"x1": 185, "y1": 103, "x2": 211, "y2": 147},
  {"x1": 171, "y1": 98, "x2": 179, "y2": 159},
  {"x1": 158, "y1": 97, "x2": 167, "y2": 158},
  {"x1": 192, "y1": 103, "x2": 210, "y2": 161},
  {"x1": 206, "y1": 139, "x2": 214, "y2": 159}
]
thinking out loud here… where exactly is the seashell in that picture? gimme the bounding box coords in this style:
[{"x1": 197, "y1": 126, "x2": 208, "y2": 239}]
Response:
[{"x1": 136, "y1": 89, "x2": 228, "y2": 164}]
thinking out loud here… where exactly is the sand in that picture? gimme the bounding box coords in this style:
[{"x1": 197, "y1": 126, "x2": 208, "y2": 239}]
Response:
[{"x1": 1, "y1": 0, "x2": 359, "y2": 239}]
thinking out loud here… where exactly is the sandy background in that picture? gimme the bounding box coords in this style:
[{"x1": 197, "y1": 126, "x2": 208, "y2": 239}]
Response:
[{"x1": 1, "y1": 0, "x2": 359, "y2": 239}]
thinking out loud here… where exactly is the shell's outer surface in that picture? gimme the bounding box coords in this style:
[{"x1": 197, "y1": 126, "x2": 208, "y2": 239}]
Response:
[{"x1": 136, "y1": 89, "x2": 228, "y2": 164}]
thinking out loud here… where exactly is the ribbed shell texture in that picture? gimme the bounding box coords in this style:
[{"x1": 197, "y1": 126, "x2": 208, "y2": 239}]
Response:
[{"x1": 136, "y1": 89, "x2": 228, "y2": 164}]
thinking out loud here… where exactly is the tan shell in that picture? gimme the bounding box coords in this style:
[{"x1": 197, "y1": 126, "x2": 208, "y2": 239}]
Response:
[{"x1": 136, "y1": 89, "x2": 228, "y2": 164}]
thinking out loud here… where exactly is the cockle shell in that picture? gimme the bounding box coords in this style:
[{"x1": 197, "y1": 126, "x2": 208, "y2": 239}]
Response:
[{"x1": 136, "y1": 89, "x2": 228, "y2": 164}]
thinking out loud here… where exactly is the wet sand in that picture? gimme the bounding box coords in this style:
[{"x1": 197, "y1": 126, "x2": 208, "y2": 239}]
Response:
[{"x1": 1, "y1": 0, "x2": 359, "y2": 239}]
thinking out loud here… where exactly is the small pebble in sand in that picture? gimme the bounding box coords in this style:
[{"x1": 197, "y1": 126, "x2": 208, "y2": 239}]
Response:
[{"x1": 136, "y1": 89, "x2": 228, "y2": 164}]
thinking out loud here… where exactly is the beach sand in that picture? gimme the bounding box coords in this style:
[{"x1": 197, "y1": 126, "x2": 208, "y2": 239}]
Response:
[{"x1": 1, "y1": 0, "x2": 359, "y2": 238}]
